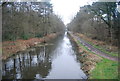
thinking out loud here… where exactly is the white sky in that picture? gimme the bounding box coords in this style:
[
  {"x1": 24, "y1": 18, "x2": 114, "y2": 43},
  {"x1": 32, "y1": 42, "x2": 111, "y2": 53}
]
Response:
[{"x1": 50, "y1": 0, "x2": 94, "y2": 25}]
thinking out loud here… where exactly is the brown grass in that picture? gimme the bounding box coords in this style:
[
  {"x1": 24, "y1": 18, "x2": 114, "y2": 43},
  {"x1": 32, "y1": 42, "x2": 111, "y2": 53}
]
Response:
[{"x1": 2, "y1": 33, "x2": 57, "y2": 60}]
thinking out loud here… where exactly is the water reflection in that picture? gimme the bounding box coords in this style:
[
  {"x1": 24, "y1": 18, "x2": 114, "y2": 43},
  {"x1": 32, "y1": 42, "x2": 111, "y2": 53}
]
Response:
[
  {"x1": 2, "y1": 45, "x2": 52, "y2": 79},
  {"x1": 2, "y1": 32, "x2": 87, "y2": 79}
]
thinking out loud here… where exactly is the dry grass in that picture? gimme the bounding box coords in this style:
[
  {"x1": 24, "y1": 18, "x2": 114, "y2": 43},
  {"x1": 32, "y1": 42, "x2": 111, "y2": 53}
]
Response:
[{"x1": 2, "y1": 33, "x2": 57, "y2": 60}]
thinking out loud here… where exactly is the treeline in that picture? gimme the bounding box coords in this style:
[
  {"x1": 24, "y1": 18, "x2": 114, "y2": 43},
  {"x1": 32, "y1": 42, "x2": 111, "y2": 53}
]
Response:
[
  {"x1": 68, "y1": 2, "x2": 120, "y2": 46},
  {"x1": 2, "y1": 2, "x2": 65, "y2": 41}
]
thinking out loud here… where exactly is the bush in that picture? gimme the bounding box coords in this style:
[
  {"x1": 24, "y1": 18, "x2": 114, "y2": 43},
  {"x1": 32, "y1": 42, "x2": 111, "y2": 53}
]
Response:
[
  {"x1": 2, "y1": 34, "x2": 16, "y2": 41},
  {"x1": 21, "y1": 34, "x2": 30, "y2": 40},
  {"x1": 35, "y1": 33, "x2": 43, "y2": 38}
]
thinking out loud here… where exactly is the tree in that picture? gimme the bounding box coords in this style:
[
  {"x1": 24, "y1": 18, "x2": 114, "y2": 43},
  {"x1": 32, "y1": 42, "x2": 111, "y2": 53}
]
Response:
[
  {"x1": 68, "y1": 2, "x2": 119, "y2": 46},
  {"x1": 2, "y1": 2, "x2": 65, "y2": 41}
]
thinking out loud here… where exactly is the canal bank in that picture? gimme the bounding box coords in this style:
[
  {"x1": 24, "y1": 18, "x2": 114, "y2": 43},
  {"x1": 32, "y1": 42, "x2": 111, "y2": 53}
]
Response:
[
  {"x1": 68, "y1": 32, "x2": 118, "y2": 79},
  {"x1": 2, "y1": 33, "x2": 63, "y2": 60},
  {"x1": 68, "y1": 32, "x2": 102, "y2": 77}
]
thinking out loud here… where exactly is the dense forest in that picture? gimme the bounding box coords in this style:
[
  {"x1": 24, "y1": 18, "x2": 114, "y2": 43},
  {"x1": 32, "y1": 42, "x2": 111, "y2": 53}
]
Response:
[
  {"x1": 2, "y1": 2, "x2": 65, "y2": 41},
  {"x1": 68, "y1": 2, "x2": 120, "y2": 47}
]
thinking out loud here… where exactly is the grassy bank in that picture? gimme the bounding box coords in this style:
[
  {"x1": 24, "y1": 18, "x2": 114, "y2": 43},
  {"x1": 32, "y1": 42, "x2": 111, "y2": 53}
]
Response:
[
  {"x1": 69, "y1": 33, "x2": 118, "y2": 79},
  {"x1": 77, "y1": 40, "x2": 118, "y2": 79},
  {"x1": 90, "y1": 58, "x2": 118, "y2": 79}
]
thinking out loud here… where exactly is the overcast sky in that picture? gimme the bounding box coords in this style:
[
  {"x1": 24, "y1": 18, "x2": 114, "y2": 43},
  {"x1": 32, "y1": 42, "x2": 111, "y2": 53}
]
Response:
[{"x1": 50, "y1": 0, "x2": 94, "y2": 25}]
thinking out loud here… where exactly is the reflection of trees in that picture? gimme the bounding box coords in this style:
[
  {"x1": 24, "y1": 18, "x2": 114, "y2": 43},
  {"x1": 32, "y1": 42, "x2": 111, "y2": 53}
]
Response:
[
  {"x1": 2, "y1": 58, "x2": 16, "y2": 79},
  {"x1": 22, "y1": 46, "x2": 52, "y2": 79},
  {"x1": 2, "y1": 46, "x2": 52, "y2": 79},
  {"x1": 2, "y1": 36, "x2": 63, "y2": 79}
]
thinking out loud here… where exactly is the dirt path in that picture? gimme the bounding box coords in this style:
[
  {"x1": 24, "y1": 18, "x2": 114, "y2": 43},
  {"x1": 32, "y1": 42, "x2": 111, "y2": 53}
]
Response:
[{"x1": 69, "y1": 32, "x2": 119, "y2": 62}]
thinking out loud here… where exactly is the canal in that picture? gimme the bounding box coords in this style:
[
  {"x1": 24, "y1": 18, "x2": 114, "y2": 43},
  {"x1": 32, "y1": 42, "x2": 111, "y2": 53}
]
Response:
[{"x1": 2, "y1": 32, "x2": 87, "y2": 79}]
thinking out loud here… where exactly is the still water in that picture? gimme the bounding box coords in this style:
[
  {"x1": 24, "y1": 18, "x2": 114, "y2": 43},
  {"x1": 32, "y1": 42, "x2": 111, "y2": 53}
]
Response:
[{"x1": 2, "y1": 32, "x2": 87, "y2": 79}]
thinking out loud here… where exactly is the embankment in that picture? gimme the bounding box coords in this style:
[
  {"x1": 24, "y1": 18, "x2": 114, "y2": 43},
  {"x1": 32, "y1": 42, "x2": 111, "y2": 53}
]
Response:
[
  {"x1": 68, "y1": 32, "x2": 118, "y2": 79},
  {"x1": 68, "y1": 32, "x2": 102, "y2": 78},
  {"x1": 2, "y1": 33, "x2": 61, "y2": 60}
]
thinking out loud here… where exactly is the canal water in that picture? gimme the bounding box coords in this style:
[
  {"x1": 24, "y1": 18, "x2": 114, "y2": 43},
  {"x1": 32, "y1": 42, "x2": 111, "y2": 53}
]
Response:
[{"x1": 2, "y1": 32, "x2": 87, "y2": 79}]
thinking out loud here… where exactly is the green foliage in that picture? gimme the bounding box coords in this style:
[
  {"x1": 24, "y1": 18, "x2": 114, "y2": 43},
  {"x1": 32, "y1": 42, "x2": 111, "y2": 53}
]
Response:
[
  {"x1": 21, "y1": 34, "x2": 30, "y2": 40},
  {"x1": 3, "y1": 33, "x2": 16, "y2": 41},
  {"x1": 35, "y1": 33, "x2": 43, "y2": 38}
]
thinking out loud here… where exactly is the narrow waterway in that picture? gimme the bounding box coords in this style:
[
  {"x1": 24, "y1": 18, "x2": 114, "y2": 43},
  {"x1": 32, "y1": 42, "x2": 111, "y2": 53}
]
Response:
[{"x1": 2, "y1": 32, "x2": 87, "y2": 79}]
